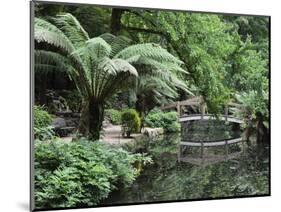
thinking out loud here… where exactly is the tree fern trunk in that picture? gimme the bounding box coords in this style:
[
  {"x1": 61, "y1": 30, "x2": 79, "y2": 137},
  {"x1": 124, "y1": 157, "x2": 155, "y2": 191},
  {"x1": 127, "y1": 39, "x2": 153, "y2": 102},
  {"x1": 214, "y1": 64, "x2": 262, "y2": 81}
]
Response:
[
  {"x1": 78, "y1": 99, "x2": 104, "y2": 140},
  {"x1": 256, "y1": 114, "x2": 269, "y2": 144},
  {"x1": 78, "y1": 101, "x2": 89, "y2": 136},
  {"x1": 88, "y1": 98, "x2": 104, "y2": 140}
]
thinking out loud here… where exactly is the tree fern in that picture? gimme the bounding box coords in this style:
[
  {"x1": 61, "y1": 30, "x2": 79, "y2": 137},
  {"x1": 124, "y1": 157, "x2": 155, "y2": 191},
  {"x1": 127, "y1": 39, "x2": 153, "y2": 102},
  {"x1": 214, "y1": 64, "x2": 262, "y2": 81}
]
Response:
[
  {"x1": 35, "y1": 18, "x2": 75, "y2": 54},
  {"x1": 35, "y1": 50, "x2": 71, "y2": 73},
  {"x1": 100, "y1": 33, "x2": 132, "y2": 57},
  {"x1": 53, "y1": 13, "x2": 89, "y2": 48},
  {"x1": 115, "y1": 43, "x2": 183, "y2": 65},
  {"x1": 34, "y1": 13, "x2": 190, "y2": 139}
]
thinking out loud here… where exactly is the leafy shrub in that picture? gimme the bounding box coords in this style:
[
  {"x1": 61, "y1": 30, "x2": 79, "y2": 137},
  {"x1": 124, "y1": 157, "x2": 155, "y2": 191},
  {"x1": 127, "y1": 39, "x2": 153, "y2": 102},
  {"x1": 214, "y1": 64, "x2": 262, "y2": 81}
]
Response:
[
  {"x1": 34, "y1": 126, "x2": 55, "y2": 141},
  {"x1": 121, "y1": 109, "x2": 141, "y2": 137},
  {"x1": 145, "y1": 109, "x2": 180, "y2": 133},
  {"x1": 104, "y1": 109, "x2": 122, "y2": 125},
  {"x1": 34, "y1": 139, "x2": 152, "y2": 209},
  {"x1": 34, "y1": 106, "x2": 54, "y2": 140},
  {"x1": 34, "y1": 105, "x2": 52, "y2": 128}
]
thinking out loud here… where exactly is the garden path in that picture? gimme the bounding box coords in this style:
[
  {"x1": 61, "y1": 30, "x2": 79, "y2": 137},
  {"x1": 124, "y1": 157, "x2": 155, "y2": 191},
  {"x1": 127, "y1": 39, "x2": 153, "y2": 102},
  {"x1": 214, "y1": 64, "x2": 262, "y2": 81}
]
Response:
[{"x1": 101, "y1": 125, "x2": 144, "y2": 145}]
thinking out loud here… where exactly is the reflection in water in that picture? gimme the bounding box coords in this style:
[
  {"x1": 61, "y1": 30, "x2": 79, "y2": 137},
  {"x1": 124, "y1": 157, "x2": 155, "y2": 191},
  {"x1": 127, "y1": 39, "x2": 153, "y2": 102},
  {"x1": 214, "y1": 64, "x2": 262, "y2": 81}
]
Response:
[
  {"x1": 101, "y1": 130, "x2": 269, "y2": 205},
  {"x1": 179, "y1": 120, "x2": 244, "y2": 165},
  {"x1": 181, "y1": 119, "x2": 242, "y2": 142}
]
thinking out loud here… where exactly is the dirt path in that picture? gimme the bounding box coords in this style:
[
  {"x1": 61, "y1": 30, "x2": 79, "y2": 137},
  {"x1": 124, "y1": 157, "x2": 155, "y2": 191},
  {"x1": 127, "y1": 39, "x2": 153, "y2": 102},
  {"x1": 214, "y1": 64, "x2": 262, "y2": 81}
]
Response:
[
  {"x1": 60, "y1": 124, "x2": 162, "y2": 145},
  {"x1": 101, "y1": 125, "x2": 144, "y2": 145}
]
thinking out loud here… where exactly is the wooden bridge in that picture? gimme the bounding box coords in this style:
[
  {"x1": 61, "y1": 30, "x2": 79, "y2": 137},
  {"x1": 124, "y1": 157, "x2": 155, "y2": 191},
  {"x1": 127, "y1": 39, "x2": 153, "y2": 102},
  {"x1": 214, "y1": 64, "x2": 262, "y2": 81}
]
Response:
[
  {"x1": 161, "y1": 96, "x2": 245, "y2": 165},
  {"x1": 177, "y1": 137, "x2": 246, "y2": 166},
  {"x1": 161, "y1": 96, "x2": 244, "y2": 124}
]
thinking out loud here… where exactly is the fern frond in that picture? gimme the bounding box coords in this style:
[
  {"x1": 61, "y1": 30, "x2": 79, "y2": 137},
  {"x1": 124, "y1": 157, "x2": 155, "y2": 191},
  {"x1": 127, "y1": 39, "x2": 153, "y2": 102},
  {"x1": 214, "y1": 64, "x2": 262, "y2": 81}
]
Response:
[
  {"x1": 72, "y1": 37, "x2": 111, "y2": 60},
  {"x1": 53, "y1": 13, "x2": 89, "y2": 48},
  {"x1": 115, "y1": 43, "x2": 183, "y2": 64},
  {"x1": 112, "y1": 59, "x2": 138, "y2": 76},
  {"x1": 139, "y1": 57, "x2": 188, "y2": 74},
  {"x1": 100, "y1": 33, "x2": 132, "y2": 57},
  {"x1": 34, "y1": 18, "x2": 75, "y2": 54},
  {"x1": 35, "y1": 50, "x2": 71, "y2": 70}
]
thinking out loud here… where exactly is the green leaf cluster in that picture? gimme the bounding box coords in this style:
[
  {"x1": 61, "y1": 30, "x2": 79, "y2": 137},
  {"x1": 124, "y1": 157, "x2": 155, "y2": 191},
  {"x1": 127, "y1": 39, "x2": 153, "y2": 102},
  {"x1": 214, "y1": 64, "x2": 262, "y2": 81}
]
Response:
[
  {"x1": 104, "y1": 109, "x2": 122, "y2": 125},
  {"x1": 145, "y1": 109, "x2": 180, "y2": 133},
  {"x1": 121, "y1": 109, "x2": 141, "y2": 137},
  {"x1": 34, "y1": 139, "x2": 152, "y2": 209},
  {"x1": 34, "y1": 106, "x2": 54, "y2": 140}
]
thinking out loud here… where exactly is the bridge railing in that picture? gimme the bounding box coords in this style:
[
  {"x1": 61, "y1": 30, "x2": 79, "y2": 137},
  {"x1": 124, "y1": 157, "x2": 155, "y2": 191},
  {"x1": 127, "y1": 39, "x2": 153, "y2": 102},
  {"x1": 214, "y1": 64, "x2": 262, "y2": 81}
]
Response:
[{"x1": 161, "y1": 96, "x2": 244, "y2": 122}]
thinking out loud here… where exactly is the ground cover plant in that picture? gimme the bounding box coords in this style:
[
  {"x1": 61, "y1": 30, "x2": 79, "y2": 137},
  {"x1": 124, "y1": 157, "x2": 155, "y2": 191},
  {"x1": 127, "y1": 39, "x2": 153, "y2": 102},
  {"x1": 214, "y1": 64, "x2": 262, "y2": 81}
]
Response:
[{"x1": 34, "y1": 139, "x2": 152, "y2": 208}]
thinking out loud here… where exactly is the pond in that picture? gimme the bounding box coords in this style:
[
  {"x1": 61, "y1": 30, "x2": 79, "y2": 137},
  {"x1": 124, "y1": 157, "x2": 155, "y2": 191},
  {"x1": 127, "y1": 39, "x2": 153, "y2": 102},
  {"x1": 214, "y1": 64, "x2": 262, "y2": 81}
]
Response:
[{"x1": 101, "y1": 121, "x2": 269, "y2": 205}]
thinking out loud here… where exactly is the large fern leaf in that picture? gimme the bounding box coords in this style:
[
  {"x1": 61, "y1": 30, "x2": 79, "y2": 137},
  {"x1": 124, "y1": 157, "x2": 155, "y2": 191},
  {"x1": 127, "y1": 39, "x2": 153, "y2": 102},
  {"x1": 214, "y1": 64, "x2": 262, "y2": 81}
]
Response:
[
  {"x1": 115, "y1": 43, "x2": 183, "y2": 64},
  {"x1": 53, "y1": 13, "x2": 89, "y2": 48},
  {"x1": 34, "y1": 18, "x2": 75, "y2": 54}
]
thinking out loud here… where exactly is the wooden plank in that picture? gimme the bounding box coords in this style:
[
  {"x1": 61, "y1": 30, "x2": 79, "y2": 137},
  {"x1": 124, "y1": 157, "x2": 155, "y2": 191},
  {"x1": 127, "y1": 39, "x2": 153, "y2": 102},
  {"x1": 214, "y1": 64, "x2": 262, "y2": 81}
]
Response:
[
  {"x1": 161, "y1": 103, "x2": 177, "y2": 110},
  {"x1": 225, "y1": 105, "x2": 228, "y2": 122},
  {"x1": 176, "y1": 101, "x2": 181, "y2": 116},
  {"x1": 161, "y1": 96, "x2": 201, "y2": 110},
  {"x1": 179, "y1": 98, "x2": 201, "y2": 106}
]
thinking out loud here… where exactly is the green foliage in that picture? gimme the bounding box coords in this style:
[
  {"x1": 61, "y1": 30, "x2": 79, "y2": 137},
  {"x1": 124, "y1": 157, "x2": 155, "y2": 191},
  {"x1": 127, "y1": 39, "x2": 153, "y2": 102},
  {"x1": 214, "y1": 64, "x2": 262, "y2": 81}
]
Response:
[
  {"x1": 121, "y1": 109, "x2": 141, "y2": 137},
  {"x1": 34, "y1": 106, "x2": 54, "y2": 140},
  {"x1": 34, "y1": 139, "x2": 152, "y2": 209},
  {"x1": 133, "y1": 73, "x2": 192, "y2": 118},
  {"x1": 104, "y1": 109, "x2": 122, "y2": 125},
  {"x1": 34, "y1": 105, "x2": 52, "y2": 128},
  {"x1": 34, "y1": 126, "x2": 55, "y2": 141},
  {"x1": 122, "y1": 10, "x2": 268, "y2": 115},
  {"x1": 34, "y1": 13, "x2": 188, "y2": 139},
  {"x1": 235, "y1": 91, "x2": 269, "y2": 129},
  {"x1": 145, "y1": 109, "x2": 180, "y2": 133},
  {"x1": 122, "y1": 11, "x2": 235, "y2": 109}
]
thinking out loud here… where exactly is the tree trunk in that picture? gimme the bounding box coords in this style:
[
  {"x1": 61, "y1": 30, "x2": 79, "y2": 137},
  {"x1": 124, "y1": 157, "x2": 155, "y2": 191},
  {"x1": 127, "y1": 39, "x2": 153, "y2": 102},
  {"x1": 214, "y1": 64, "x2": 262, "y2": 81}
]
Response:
[
  {"x1": 78, "y1": 98, "x2": 104, "y2": 140},
  {"x1": 78, "y1": 101, "x2": 89, "y2": 136},
  {"x1": 110, "y1": 8, "x2": 124, "y2": 35},
  {"x1": 256, "y1": 118, "x2": 269, "y2": 144},
  {"x1": 89, "y1": 98, "x2": 104, "y2": 140}
]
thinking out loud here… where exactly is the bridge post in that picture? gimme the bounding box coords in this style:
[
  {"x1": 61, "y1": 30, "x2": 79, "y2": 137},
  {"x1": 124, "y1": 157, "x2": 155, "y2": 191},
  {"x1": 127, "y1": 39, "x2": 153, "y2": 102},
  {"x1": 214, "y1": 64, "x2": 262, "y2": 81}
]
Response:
[
  {"x1": 200, "y1": 102, "x2": 205, "y2": 120},
  {"x1": 225, "y1": 140, "x2": 229, "y2": 158},
  {"x1": 176, "y1": 101, "x2": 181, "y2": 116},
  {"x1": 225, "y1": 105, "x2": 228, "y2": 122}
]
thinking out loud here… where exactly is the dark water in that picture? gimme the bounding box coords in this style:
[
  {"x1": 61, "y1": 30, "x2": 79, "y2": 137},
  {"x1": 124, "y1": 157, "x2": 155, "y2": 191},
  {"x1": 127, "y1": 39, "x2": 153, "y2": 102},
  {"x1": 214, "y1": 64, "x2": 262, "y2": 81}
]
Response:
[
  {"x1": 101, "y1": 122, "x2": 269, "y2": 205},
  {"x1": 181, "y1": 119, "x2": 241, "y2": 142}
]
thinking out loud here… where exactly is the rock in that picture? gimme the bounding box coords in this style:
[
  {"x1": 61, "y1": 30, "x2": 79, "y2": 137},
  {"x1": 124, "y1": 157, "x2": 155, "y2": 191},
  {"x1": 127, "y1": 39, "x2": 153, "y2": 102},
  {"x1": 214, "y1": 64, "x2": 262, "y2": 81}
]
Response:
[
  {"x1": 51, "y1": 117, "x2": 67, "y2": 128},
  {"x1": 65, "y1": 118, "x2": 79, "y2": 127},
  {"x1": 56, "y1": 126, "x2": 75, "y2": 137},
  {"x1": 143, "y1": 127, "x2": 164, "y2": 137},
  {"x1": 55, "y1": 111, "x2": 73, "y2": 118},
  {"x1": 71, "y1": 112, "x2": 81, "y2": 118}
]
